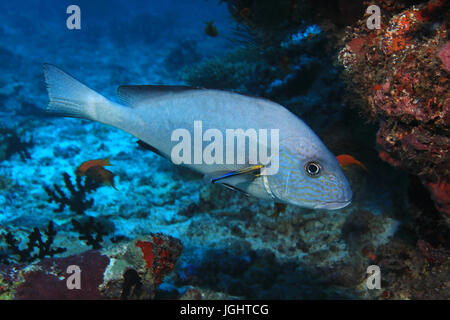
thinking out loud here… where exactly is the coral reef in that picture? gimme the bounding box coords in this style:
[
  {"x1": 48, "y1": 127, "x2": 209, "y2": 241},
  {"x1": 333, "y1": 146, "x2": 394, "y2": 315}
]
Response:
[
  {"x1": 0, "y1": 233, "x2": 182, "y2": 300},
  {"x1": 181, "y1": 23, "x2": 345, "y2": 133},
  {"x1": 101, "y1": 233, "x2": 182, "y2": 300},
  {"x1": 42, "y1": 172, "x2": 114, "y2": 250},
  {"x1": 181, "y1": 47, "x2": 265, "y2": 92},
  {"x1": 224, "y1": 0, "x2": 313, "y2": 44},
  {"x1": 373, "y1": 238, "x2": 449, "y2": 299},
  {"x1": 337, "y1": 0, "x2": 449, "y2": 218},
  {"x1": 181, "y1": 0, "x2": 351, "y2": 136},
  {"x1": 329, "y1": 1, "x2": 450, "y2": 299}
]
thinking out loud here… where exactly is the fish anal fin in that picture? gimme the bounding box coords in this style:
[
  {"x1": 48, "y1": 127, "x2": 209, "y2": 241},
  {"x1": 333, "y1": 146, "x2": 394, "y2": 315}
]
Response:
[{"x1": 222, "y1": 183, "x2": 250, "y2": 197}]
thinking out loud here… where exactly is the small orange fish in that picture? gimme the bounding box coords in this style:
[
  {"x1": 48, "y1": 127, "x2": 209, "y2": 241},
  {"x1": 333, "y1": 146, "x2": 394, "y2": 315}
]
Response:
[
  {"x1": 336, "y1": 154, "x2": 368, "y2": 171},
  {"x1": 85, "y1": 165, "x2": 117, "y2": 190},
  {"x1": 75, "y1": 159, "x2": 112, "y2": 176}
]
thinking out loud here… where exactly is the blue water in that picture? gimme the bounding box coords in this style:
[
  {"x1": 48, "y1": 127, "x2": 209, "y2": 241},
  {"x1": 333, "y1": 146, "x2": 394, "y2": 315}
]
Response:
[{"x1": 0, "y1": 0, "x2": 434, "y2": 300}]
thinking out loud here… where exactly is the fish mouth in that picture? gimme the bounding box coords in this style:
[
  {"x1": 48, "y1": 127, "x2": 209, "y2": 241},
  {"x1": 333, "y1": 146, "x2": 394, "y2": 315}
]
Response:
[
  {"x1": 316, "y1": 182, "x2": 353, "y2": 210},
  {"x1": 313, "y1": 200, "x2": 352, "y2": 210}
]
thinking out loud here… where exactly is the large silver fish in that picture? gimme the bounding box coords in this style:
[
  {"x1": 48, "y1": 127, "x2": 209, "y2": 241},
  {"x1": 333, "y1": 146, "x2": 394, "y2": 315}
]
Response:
[{"x1": 43, "y1": 64, "x2": 352, "y2": 210}]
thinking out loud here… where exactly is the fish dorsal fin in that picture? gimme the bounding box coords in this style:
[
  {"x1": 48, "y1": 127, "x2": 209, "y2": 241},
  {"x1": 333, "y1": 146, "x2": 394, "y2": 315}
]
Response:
[{"x1": 117, "y1": 85, "x2": 200, "y2": 107}]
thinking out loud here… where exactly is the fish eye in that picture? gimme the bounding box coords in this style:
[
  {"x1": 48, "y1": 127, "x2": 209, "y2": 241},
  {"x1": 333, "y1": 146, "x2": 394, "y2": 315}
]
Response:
[{"x1": 304, "y1": 161, "x2": 322, "y2": 177}]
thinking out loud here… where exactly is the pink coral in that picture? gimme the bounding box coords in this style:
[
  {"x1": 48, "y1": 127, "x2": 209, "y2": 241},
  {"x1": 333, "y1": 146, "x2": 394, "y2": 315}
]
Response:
[
  {"x1": 437, "y1": 42, "x2": 450, "y2": 72},
  {"x1": 425, "y1": 181, "x2": 450, "y2": 215}
]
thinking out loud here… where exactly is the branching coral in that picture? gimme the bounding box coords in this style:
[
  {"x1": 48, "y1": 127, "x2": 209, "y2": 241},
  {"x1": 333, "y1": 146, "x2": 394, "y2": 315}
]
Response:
[
  {"x1": 71, "y1": 217, "x2": 110, "y2": 250},
  {"x1": 43, "y1": 172, "x2": 113, "y2": 249},
  {"x1": 0, "y1": 127, "x2": 33, "y2": 162},
  {"x1": 1, "y1": 221, "x2": 66, "y2": 263},
  {"x1": 43, "y1": 172, "x2": 100, "y2": 215}
]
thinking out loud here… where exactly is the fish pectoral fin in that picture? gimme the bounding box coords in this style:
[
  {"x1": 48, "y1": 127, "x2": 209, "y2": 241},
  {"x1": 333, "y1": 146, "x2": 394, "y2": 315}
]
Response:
[
  {"x1": 221, "y1": 183, "x2": 250, "y2": 197},
  {"x1": 206, "y1": 165, "x2": 264, "y2": 184}
]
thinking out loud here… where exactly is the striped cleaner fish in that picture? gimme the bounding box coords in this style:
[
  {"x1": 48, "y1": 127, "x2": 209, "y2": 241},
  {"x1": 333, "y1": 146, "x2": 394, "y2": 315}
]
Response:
[{"x1": 43, "y1": 64, "x2": 352, "y2": 210}]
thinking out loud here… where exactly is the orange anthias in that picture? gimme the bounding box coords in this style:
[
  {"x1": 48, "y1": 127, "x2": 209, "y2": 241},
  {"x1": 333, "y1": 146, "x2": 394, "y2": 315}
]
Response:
[
  {"x1": 75, "y1": 159, "x2": 112, "y2": 176},
  {"x1": 75, "y1": 159, "x2": 117, "y2": 190},
  {"x1": 336, "y1": 154, "x2": 368, "y2": 171}
]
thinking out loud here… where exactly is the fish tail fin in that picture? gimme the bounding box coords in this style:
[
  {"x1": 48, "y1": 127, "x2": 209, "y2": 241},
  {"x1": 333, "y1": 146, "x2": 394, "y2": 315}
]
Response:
[
  {"x1": 104, "y1": 158, "x2": 113, "y2": 166},
  {"x1": 43, "y1": 63, "x2": 109, "y2": 120},
  {"x1": 354, "y1": 160, "x2": 368, "y2": 172}
]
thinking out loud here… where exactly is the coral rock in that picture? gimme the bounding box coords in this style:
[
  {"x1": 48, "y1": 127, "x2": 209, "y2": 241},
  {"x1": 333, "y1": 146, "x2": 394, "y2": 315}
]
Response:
[
  {"x1": 0, "y1": 250, "x2": 109, "y2": 300},
  {"x1": 0, "y1": 233, "x2": 182, "y2": 300},
  {"x1": 100, "y1": 233, "x2": 182, "y2": 299},
  {"x1": 437, "y1": 42, "x2": 450, "y2": 72},
  {"x1": 339, "y1": 0, "x2": 449, "y2": 218},
  {"x1": 424, "y1": 181, "x2": 450, "y2": 215}
]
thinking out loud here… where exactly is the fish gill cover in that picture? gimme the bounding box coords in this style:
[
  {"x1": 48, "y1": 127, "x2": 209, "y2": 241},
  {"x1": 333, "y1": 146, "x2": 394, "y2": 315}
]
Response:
[{"x1": 0, "y1": 0, "x2": 448, "y2": 301}]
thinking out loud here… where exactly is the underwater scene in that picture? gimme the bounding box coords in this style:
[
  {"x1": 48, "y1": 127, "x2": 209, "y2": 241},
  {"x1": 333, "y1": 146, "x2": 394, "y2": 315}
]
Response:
[{"x1": 0, "y1": 0, "x2": 448, "y2": 301}]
